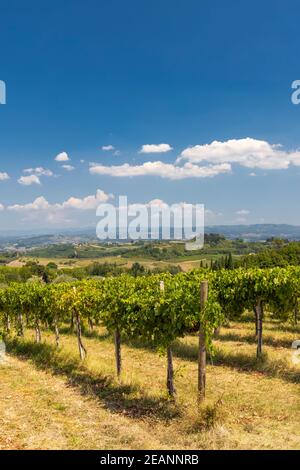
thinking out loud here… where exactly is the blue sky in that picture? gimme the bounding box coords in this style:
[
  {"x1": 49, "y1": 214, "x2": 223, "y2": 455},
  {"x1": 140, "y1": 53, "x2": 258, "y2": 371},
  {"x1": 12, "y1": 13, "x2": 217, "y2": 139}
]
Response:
[{"x1": 1, "y1": 0, "x2": 300, "y2": 231}]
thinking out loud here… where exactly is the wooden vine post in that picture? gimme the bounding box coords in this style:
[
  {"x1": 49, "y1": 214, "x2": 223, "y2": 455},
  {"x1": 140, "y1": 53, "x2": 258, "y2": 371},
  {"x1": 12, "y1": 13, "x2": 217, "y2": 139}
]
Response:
[
  {"x1": 35, "y1": 319, "x2": 41, "y2": 343},
  {"x1": 160, "y1": 280, "x2": 176, "y2": 397},
  {"x1": 54, "y1": 317, "x2": 60, "y2": 348},
  {"x1": 73, "y1": 287, "x2": 87, "y2": 361},
  {"x1": 114, "y1": 329, "x2": 122, "y2": 378},
  {"x1": 253, "y1": 306, "x2": 258, "y2": 338},
  {"x1": 256, "y1": 299, "x2": 263, "y2": 358},
  {"x1": 17, "y1": 313, "x2": 24, "y2": 337},
  {"x1": 198, "y1": 280, "x2": 208, "y2": 402},
  {"x1": 5, "y1": 314, "x2": 10, "y2": 334}
]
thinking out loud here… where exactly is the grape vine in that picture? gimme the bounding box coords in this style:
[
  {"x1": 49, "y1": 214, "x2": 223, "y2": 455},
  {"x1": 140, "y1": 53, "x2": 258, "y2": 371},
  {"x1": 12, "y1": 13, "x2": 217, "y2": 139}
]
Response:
[{"x1": 0, "y1": 267, "x2": 299, "y2": 399}]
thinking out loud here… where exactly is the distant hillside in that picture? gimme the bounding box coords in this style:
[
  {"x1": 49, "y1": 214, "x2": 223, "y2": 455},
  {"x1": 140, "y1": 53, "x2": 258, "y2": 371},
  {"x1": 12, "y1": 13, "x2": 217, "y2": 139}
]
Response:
[
  {"x1": 205, "y1": 224, "x2": 300, "y2": 241},
  {"x1": 1, "y1": 224, "x2": 300, "y2": 248}
]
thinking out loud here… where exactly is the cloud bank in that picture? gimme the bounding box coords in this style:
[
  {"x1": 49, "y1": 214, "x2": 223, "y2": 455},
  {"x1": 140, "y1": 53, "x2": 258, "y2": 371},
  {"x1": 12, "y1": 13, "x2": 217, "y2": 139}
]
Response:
[
  {"x1": 89, "y1": 138, "x2": 300, "y2": 180},
  {"x1": 178, "y1": 137, "x2": 300, "y2": 170},
  {"x1": 90, "y1": 161, "x2": 231, "y2": 180},
  {"x1": 8, "y1": 189, "x2": 113, "y2": 212}
]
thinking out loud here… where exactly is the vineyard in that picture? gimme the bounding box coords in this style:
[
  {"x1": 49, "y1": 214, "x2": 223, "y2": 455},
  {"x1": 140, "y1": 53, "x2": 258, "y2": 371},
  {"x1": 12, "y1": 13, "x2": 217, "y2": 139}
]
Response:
[{"x1": 1, "y1": 267, "x2": 299, "y2": 402}]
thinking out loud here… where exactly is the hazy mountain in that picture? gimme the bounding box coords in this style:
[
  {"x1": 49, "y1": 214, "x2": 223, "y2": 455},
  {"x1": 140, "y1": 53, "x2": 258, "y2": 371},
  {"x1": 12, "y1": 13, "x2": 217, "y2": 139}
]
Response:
[
  {"x1": 1, "y1": 224, "x2": 300, "y2": 249},
  {"x1": 205, "y1": 224, "x2": 300, "y2": 241}
]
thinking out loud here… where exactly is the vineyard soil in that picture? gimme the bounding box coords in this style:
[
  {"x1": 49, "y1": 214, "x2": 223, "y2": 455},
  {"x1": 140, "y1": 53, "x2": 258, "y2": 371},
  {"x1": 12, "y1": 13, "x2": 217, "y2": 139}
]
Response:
[{"x1": 0, "y1": 317, "x2": 299, "y2": 450}]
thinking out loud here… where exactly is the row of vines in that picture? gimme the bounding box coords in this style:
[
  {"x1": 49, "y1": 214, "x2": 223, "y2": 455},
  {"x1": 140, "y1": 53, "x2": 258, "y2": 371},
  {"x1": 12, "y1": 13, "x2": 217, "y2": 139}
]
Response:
[{"x1": 0, "y1": 267, "x2": 299, "y2": 400}]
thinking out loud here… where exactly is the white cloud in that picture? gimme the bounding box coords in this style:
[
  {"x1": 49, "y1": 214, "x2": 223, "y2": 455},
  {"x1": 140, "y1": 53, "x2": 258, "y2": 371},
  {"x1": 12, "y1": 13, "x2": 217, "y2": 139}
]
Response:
[
  {"x1": 8, "y1": 190, "x2": 113, "y2": 213},
  {"x1": 139, "y1": 143, "x2": 173, "y2": 154},
  {"x1": 55, "y1": 151, "x2": 69, "y2": 162},
  {"x1": 0, "y1": 172, "x2": 9, "y2": 181},
  {"x1": 178, "y1": 137, "x2": 300, "y2": 170},
  {"x1": 18, "y1": 175, "x2": 41, "y2": 186},
  {"x1": 23, "y1": 167, "x2": 53, "y2": 177},
  {"x1": 8, "y1": 196, "x2": 50, "y2": 211},
  {"x1": 87, "y1": 137, "x2": 300, "y2": 181},
  {"x1": 89, "y1": 161, "x2": 231, "y2": 180},
  {"x1": 0, "y1": 203, "x2": 4, "y2": 211},
  {"x1": 146, "y1": 198, "x2": 169, "y2": 208},
  {"x1": 102, "y1": 145, "x2": 115, "y2": 151},
  {"x1": 60, "y1": 189, "x2": 113, "y2": 210},
  {"x1": 236, "y1": 209, "x2": 250, "y2": 215},
  {"x1": 61, "y1": 164, "x2": 75, "y2": 171}
]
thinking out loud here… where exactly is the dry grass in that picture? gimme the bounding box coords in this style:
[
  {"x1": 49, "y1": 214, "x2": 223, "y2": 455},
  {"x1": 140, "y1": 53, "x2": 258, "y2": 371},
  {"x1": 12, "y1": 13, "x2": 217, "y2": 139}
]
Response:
[
  {"x1": 0, "y1": 316, "x2": 299, "y2": 450},
  {"x1": 18, "y1": 255, "x2": 203, "y2": 271}
]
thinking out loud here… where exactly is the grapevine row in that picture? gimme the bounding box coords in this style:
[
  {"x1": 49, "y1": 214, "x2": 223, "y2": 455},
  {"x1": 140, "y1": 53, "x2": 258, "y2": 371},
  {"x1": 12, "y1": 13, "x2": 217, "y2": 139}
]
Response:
[{"x1": 0, "y1": 267, "x2": 299, "y2": 399}]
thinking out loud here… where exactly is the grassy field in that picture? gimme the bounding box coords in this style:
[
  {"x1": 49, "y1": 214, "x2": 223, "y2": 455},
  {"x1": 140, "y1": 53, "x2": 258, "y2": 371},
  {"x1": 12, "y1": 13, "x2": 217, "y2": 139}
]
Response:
[
  {"x1": 7, "y1": 256, "x2": 200, "y2": 272},
  {"x1": 0, "y1": 317, "x2": 299, "y2": 450},
  {"x1": 8, "y1": 255, "x2": 224, "y2": 272},
  {"x1": 6, "y1": 239, "x2": 244, "y2": 272}
]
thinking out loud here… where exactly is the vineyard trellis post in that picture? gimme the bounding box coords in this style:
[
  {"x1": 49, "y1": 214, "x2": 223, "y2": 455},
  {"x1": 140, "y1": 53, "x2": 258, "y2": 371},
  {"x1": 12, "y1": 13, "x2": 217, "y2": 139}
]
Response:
[
  {"x1": 35, "y1": 319, "x2": 41, "y2": 343},
  {"x1": 17, "y1": 313, "x2": 24, "y2": 337},
  {"x1": 54, "y1": 317, "x2": 60, "y2": 348},
  {"x1": 256, "y1": 299, "x2": 263, "y2": 358},
  {"x1": 198, "y1": 280, "x2": 208, "y2": 402},
  {"x1": 114, "y1": 329, "x2": 121, "y2": 377},
  {"x1": 75, "y1": 309, "x2": 86, "y2": 360},
  {"x1": 73, "y1": 287, "x2": 87, "y2": 361},
  {"x1": 160, "y1": 280, "x2": 176, "y2": 397},
  {"x1": 254, "y1": 306, "x2": 258, "y2": 338},
  {"x1": 5, "y1": 314, "x2": 10, "y2": 334}
]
